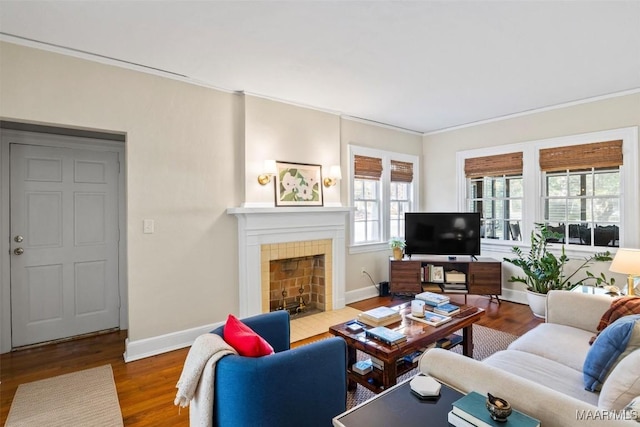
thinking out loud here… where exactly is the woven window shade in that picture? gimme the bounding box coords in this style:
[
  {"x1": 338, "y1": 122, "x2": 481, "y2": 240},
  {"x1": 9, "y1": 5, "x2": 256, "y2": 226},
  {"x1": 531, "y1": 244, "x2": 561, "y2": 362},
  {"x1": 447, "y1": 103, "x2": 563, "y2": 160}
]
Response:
[
  {"x1": 539, "y1": 140, "x2": 623, "y2": 172},
  {"x1": 354, "y1": 155, "x2": 383, "y2": 180},
  {"x1": 464, "y1": 152, "x2": 523, "y2": 178},
  {"x1": 390, "y1": 160, "x2": 413, "y2": 182}
]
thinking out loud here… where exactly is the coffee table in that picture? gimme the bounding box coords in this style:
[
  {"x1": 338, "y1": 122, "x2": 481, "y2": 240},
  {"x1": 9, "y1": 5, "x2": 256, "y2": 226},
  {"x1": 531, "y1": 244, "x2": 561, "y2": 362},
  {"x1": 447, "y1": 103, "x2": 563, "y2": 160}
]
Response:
[
  {"x1": 332, "y1": 377, "x2": 464, "y2": 427},
  {"x1": 329, "y1": 302, "x2": 484, "y2": 393}
]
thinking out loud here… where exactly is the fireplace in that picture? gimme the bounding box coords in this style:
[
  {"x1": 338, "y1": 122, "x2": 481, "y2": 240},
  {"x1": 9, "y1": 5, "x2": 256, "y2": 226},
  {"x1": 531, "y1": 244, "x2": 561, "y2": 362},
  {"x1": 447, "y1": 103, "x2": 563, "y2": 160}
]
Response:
[{"x1": 227, "y1": 207, "x2": 349, "y2": 318}]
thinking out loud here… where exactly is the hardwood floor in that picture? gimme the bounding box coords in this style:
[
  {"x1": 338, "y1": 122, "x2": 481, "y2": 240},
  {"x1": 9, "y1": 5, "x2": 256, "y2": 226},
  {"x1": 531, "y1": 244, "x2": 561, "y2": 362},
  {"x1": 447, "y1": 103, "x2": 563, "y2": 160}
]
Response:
[{"x1": 0, "y1": 294, "x2": 541, "y2": 426}]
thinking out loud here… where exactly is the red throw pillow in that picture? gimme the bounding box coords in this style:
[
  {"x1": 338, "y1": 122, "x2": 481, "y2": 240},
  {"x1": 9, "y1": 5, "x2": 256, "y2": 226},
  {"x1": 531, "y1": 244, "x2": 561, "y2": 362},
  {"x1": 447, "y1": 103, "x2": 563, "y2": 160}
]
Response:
[{"x1": 223, "y1": 314, "x2": 274, "y2": 357}]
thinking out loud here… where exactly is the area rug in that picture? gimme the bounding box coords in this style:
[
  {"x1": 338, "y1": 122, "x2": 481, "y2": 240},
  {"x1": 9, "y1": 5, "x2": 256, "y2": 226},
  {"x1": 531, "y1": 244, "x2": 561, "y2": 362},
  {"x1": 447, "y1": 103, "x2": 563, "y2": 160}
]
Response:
[
  {"x1": 346, "y1": 324, "x2": 519, "y2": 409},
  {"x1": 5, "y1": 364, "x2": 123, "y2": 427},
  {"x1": 290, "y1": 306, "x2": 362, "y2": 343}
]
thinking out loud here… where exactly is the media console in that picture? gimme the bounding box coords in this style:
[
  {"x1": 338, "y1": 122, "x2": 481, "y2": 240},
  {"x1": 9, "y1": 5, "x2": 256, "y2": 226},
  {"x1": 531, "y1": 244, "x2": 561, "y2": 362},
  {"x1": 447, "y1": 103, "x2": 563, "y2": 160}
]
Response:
[{"x1": 389, "y1": 256, "x2": 502, "y2": 301}]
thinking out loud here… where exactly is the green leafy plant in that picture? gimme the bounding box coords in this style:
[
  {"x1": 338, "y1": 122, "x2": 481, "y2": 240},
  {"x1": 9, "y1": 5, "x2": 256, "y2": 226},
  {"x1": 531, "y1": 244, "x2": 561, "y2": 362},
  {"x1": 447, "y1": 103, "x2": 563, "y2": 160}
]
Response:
[
  {"x1": 389, "y1": 237, "x2": 406, "y2": 249},
  {"x1": 503, "y1": 223, "x2": 615, "y2": 294}
]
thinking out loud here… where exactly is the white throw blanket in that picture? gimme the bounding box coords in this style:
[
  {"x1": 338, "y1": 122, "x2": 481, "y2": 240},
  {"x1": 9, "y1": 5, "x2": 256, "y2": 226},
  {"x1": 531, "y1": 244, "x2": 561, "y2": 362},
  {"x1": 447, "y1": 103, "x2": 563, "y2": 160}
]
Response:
[{"x1": 175, "y1": 333, "x2": 237, "y2": 427}]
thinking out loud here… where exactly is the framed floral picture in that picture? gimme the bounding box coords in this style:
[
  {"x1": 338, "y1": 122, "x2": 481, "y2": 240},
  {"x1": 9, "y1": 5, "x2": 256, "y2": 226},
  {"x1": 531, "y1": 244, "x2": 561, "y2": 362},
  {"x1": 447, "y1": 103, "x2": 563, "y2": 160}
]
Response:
[{"x1": 275, "y1": 161, "x2": 323, "y2": 206}]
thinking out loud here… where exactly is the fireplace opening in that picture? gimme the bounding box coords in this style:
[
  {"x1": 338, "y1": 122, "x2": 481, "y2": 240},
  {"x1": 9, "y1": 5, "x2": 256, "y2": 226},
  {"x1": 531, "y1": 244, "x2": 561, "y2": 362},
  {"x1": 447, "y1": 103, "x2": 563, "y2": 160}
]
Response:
[{"x1": 269, "y1": 254, "x2": 325, "y2": 319}]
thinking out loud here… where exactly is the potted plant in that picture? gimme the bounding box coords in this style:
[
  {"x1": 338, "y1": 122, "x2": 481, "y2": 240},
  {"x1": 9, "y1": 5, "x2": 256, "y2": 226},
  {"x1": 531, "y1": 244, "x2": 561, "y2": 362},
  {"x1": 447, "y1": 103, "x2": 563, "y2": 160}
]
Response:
[
  {"x1": 389, "y1": 237, "x2": 406, "y2": 261},
  {"x1": 503, "y1": 223, "x2": 615, "y2": 318}
]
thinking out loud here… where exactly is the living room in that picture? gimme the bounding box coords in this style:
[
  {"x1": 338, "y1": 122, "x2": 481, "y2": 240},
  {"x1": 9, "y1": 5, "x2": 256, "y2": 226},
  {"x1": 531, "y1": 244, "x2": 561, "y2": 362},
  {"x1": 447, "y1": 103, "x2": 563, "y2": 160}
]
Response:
[{"x1": 1, "y1": 1, "x2": 640, "y2": 426}]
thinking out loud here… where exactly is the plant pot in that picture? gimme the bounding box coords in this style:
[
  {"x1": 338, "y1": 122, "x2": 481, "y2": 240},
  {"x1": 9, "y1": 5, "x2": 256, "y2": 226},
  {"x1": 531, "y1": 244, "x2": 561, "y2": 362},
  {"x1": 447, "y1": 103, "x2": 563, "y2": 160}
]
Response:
[
  {"x1": 526, "y1": 290, "x2": 547, "y2": 319},
  {"x1": 392, "y1": 247, "x2": 403, "y2": 260}
]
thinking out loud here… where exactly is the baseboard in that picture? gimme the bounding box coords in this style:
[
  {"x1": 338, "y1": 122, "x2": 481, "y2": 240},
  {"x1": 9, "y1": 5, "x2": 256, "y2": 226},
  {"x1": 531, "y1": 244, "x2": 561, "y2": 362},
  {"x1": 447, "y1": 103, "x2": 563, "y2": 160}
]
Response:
[
  {"x1": 123, "y1": 286, "x2": 529, "y2": 362},
  {"x1": 123, "y1": 320, "x2": 223, "y2": 363},
  {"x1": 345, "y1": 285, "x2": 379, "y2": 304}
]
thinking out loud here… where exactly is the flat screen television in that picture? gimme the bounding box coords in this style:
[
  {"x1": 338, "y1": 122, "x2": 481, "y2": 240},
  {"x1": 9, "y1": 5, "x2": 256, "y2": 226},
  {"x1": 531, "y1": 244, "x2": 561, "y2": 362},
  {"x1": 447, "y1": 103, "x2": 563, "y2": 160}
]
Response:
[{"x1": 404, "y1": 212, "x2": 481, "y2": 257}]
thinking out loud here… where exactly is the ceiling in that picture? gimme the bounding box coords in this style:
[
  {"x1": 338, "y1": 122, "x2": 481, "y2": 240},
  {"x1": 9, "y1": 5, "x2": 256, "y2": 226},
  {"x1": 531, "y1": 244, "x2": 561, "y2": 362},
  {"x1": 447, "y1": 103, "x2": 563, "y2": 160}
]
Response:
[{"x1": 1, "y1": 1, "x2": 639, "y2": 133}]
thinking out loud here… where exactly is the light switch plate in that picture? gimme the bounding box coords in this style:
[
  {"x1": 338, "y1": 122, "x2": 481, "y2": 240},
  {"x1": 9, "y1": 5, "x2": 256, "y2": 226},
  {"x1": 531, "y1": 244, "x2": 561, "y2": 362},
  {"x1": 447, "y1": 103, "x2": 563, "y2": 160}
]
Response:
[{"x1": 143, "y1": 219, "x2": 154, "y2": 234}]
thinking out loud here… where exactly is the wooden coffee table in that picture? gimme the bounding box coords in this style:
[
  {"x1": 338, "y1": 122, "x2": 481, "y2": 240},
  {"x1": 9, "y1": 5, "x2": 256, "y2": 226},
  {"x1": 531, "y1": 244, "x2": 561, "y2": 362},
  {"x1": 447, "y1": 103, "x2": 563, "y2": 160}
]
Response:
[{"x1": 329, "y1": 302, "x2": 484, "y2": 393}]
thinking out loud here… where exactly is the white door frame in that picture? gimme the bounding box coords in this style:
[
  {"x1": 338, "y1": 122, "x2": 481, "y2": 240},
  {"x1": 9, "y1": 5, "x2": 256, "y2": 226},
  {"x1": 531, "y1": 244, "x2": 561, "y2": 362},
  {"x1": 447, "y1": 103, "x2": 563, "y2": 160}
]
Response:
[{"x1": 0, "y1": 128, "x2": 127, "y2": 353}]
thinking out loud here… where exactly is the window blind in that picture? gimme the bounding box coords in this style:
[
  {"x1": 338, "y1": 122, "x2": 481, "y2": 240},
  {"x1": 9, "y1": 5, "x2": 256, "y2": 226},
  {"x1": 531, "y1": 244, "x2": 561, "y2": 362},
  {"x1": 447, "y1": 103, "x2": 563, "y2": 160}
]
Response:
[
  {"x1": 390, "y1": 160, "x2": 413, "y2": 182},
  {"x1": 539, "y1": 140, "x2": 623, "y2": 172},
  {"x1": 354, "y1": 155, "x2": 383, "y2": 180},
  {"x1": 464, "y1": 152, "x2": 523, "y2": 178}
]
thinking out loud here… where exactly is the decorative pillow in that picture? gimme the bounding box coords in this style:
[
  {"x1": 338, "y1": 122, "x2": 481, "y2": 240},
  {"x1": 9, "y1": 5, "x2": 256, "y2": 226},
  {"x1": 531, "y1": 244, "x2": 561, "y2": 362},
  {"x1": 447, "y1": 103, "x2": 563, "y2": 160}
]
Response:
[
  {"x1": 599, "y1": 349, "x2": 640, "y2": 410},
  {"x1": 584, "y1": 314, "x2": 640, "y2": 392},
  {"x1": 223, "y1": 314, "x2": 274, "y2": 357},
  {"x1": 591, "y1": 297, "x2": 640, "y2": 344}
]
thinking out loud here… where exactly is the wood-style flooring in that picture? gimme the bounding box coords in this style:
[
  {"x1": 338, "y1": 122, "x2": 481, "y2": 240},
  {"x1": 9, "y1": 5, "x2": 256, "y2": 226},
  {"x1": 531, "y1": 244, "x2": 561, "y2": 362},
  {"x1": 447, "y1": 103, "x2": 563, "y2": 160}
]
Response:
[{"x1": 0, "y1": 294, "x2": 542, "y2": 426}]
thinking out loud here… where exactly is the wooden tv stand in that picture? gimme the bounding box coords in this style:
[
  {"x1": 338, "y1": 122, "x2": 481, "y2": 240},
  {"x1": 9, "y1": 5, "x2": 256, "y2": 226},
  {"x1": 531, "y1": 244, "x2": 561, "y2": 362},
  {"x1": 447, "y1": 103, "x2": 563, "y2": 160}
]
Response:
[{"x1": 389, "y1": 255, "x2": 502, "y2": 302}]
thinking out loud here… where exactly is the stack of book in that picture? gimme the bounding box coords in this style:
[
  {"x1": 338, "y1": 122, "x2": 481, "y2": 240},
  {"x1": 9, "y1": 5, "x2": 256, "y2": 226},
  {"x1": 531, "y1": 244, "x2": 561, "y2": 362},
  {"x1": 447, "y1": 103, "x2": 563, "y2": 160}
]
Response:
[
  {"x1": 434, "y1": 302, "x2": 461, "y2": 316},
  {"x1": 449, "y1": 391, "x2": 540, "y2": 427},
  {"x1": 357, "y1": 306, "x2": 402, "y2": 327},
  {"x1": 415, "y1": 291, "x2": 450, "y2": 307},
  {"x1": 352, "y1": 359, "x2": 373, "y2": 375},
  {"x1": 441, "y1": 282, "x2": 468, "y2": 293},
  {"x1": 365, "y1": 326, "x2": 407, "y2": 345}
]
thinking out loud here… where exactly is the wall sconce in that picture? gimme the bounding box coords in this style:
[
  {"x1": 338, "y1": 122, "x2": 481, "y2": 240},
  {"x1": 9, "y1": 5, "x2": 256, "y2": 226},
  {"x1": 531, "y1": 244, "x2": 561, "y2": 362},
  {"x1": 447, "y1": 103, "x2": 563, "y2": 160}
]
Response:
[
  {"x1": 257, "y1": 159, "x2": 277, "y2": 185},
  {"x1": 609, "y1": 248, "x2": 640, "y2": 296},
  {"x1": 323, "y1": 165, "x2": 342, "y2": 187}
]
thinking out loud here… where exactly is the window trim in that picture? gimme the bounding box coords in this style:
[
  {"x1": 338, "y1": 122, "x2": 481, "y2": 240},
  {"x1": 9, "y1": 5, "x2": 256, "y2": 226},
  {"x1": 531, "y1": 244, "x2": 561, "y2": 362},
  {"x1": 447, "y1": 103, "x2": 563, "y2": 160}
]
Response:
[
  {"x1": 349, "y1": 145, "x2": 419, "y2": 253},
  {"x1": 456, "y1": 127, "x2": 639, "y2": 252}
]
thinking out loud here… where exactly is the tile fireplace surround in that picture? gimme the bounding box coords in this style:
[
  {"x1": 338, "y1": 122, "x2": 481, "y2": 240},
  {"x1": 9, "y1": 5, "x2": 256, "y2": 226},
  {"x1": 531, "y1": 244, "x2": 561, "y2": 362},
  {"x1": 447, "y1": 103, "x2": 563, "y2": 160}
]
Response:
[{"x1": 227, "y1": 207, "x2": 350, "y2": 318}]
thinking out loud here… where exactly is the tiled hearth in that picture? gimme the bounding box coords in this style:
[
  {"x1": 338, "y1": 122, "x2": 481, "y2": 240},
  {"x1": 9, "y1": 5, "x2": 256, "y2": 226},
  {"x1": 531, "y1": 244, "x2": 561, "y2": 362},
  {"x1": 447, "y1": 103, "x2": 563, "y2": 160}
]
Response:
[{"x1": 227, "y1": 207, "x2": 349, "y2": 318}]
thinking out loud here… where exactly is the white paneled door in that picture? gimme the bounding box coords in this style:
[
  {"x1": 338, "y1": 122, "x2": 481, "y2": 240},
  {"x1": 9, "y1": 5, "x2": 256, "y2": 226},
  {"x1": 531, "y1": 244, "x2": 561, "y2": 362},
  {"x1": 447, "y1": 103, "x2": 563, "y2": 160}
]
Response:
[{"x1": 10, "y1": 143, "x2": 120, "y2": 347}]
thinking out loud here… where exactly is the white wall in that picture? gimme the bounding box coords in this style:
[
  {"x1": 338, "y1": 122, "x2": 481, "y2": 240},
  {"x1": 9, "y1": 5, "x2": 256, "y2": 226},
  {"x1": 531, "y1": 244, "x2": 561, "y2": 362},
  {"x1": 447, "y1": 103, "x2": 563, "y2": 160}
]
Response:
[{"x1": 423, "y1": 93, "x2": 640, "y2": 302}]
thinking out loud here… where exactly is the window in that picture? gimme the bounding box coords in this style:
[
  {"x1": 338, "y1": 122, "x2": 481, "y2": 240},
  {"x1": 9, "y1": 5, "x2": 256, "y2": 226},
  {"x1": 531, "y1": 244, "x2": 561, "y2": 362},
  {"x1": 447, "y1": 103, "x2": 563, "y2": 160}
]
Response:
[
  {"x1": 350, "y1": 146, "x2": 418, "y2": 249},
  {"x1": 540, "y1": 140, "x2": 622, "y2": 247},
  {"x1": 465, "y1": 152, "x2": 523, "y2": 241},
  {"x1": 457, "y1": 127, "x2": 638, "y2": 250}
]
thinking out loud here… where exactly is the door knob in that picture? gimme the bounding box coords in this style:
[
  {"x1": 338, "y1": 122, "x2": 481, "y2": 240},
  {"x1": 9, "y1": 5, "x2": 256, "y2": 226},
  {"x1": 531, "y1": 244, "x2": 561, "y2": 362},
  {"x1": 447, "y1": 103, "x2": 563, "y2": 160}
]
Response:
[
  {"x1": 14, "y1": 235, "x2": 23, "y2": 243},
  {"x1": 14, "y1": 247, "x2": 24, "y2": 255}
]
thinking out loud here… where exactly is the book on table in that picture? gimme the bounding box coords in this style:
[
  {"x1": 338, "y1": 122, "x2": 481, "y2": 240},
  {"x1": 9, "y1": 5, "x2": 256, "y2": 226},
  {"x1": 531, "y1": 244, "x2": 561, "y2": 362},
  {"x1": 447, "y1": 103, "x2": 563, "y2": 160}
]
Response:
[
  {"x1": 451, "y1": 391, "x2": 540, "y2": 427},
  {"x1": 448, "y1": 411, "x2": 476, "y2": 427},
  {"x1": 433, "y1": 302, "x2": 460, "y2": 316},
  {"x1": 365, "y1": 326, "x2": 407, "y2": 345},
  {"x1": 415, "y1": 291, "x2": 450, "y2": 306},
  {"x1": 357, "y1": 306, "x2": 402, "y2": 327},
  {"x1": 406, "y1": 311, "x2": 452, "y2": 327}
]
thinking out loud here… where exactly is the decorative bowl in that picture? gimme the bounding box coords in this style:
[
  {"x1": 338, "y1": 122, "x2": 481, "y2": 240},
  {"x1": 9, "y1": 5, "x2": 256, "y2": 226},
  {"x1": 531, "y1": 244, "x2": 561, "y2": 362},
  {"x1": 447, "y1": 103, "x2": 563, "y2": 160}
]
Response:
[{"x1": 486, "y1": 393, "x2": 512, "y2": 422}]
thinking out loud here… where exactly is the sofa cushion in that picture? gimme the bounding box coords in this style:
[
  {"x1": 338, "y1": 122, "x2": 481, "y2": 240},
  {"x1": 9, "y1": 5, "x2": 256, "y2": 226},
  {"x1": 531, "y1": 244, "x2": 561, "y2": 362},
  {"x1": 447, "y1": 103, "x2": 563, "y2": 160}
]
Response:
[
  {"x1": 583, "y1": 315, "x2": 640, "y2": 392},
  {"x1": 483, "y1": 349, "x2": 599, "y2": 406},
  {"x1": 599, "y1": 349, "x2": 640, "y2": 410},
  {"x1": 507, "y1": 323, "x2": 594, "y2": 372},
  {"x1": 223, "y1": 314, "x2": 274, "y2": 357}
]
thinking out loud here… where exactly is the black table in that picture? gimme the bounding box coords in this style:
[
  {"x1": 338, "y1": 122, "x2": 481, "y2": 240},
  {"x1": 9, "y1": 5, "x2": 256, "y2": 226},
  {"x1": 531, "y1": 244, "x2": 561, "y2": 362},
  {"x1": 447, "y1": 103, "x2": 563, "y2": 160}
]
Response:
[{"x1": 333, "y1": 377, "x2": 463, "y2": 427}]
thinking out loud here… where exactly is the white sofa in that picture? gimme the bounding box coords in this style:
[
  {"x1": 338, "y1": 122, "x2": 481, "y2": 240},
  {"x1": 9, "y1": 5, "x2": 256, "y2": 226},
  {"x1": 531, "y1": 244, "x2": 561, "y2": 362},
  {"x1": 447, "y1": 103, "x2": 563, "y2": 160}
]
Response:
[{"x1": 419, "y1": 290, "x2": 639, "y2": 426}]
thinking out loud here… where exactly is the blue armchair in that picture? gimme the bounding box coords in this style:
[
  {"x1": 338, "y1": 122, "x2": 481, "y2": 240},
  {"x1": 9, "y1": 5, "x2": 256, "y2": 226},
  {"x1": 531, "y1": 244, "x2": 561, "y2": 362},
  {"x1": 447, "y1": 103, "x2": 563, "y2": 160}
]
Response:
[{"x1": 211, "y1": 310, "x2": 347, "y2": 427}]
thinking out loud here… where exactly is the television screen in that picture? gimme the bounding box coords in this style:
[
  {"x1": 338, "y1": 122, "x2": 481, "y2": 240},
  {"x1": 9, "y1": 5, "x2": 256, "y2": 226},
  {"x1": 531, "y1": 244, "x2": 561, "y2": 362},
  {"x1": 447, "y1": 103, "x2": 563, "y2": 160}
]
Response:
[{"x1": 404, "y1": 212, "x2": 481, "y2": 257}]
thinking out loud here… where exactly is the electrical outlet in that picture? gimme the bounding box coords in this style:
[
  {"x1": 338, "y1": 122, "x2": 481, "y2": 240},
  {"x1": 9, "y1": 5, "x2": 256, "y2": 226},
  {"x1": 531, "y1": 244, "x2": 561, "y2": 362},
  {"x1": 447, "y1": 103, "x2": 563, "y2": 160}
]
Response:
[{"x1": 361, "y1": 267, "x2": 366, "y2": 276}]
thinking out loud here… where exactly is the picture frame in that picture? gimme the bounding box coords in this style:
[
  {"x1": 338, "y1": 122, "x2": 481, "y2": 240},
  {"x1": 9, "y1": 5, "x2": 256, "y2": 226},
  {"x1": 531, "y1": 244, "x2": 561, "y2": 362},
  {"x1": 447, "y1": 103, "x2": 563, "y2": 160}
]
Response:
[
  {"x1": 430, "y1": 266, "x2": 445, "y2": 283},
  {"x1": 274, "y1": 161, "x2": 323, "y2": 207}
]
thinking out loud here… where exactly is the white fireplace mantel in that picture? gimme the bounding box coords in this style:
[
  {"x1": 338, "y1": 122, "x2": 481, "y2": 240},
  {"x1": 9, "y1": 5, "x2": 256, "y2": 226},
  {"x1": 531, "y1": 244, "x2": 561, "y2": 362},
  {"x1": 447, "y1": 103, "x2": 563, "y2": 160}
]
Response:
[{"x1": 227, "y1": 206, "x2": 351, "y2": 317}]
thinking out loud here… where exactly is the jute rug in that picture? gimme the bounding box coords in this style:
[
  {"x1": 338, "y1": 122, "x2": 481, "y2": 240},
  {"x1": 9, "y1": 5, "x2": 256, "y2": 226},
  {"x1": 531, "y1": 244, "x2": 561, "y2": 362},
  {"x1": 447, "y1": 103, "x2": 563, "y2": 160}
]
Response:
[
  {"x1": 290, "y1": 306, "x2": 362, "y2": 342},
  {"x1": 346, "y1": 324, "x2": 519, "y2": 409},
  {"x1": 5, "y1": 364, "x2": 124, "y2": 427}
]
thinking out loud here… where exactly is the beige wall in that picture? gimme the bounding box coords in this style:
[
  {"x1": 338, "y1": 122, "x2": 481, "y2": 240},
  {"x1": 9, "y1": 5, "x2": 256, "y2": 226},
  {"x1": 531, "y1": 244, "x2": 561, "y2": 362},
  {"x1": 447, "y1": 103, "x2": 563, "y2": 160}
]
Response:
[
  {"x1": 340, "y1": 119, "x2": 423, "y2": 292},
  {"x1": 0, "y1": 42, "x2": 241, "y2": 344},
  {"x1": 243, "y1": 95, "x2": 341, "y2": 206},
  {"x1": 0, "y1": 42, "x2": 423, "y2": 355},
  {"x1": 422, "y1": 93, "x2": 640, "y2": 301},
  {"x1": 423, "y1": 93, "x2": 640, "y2": 210}
]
